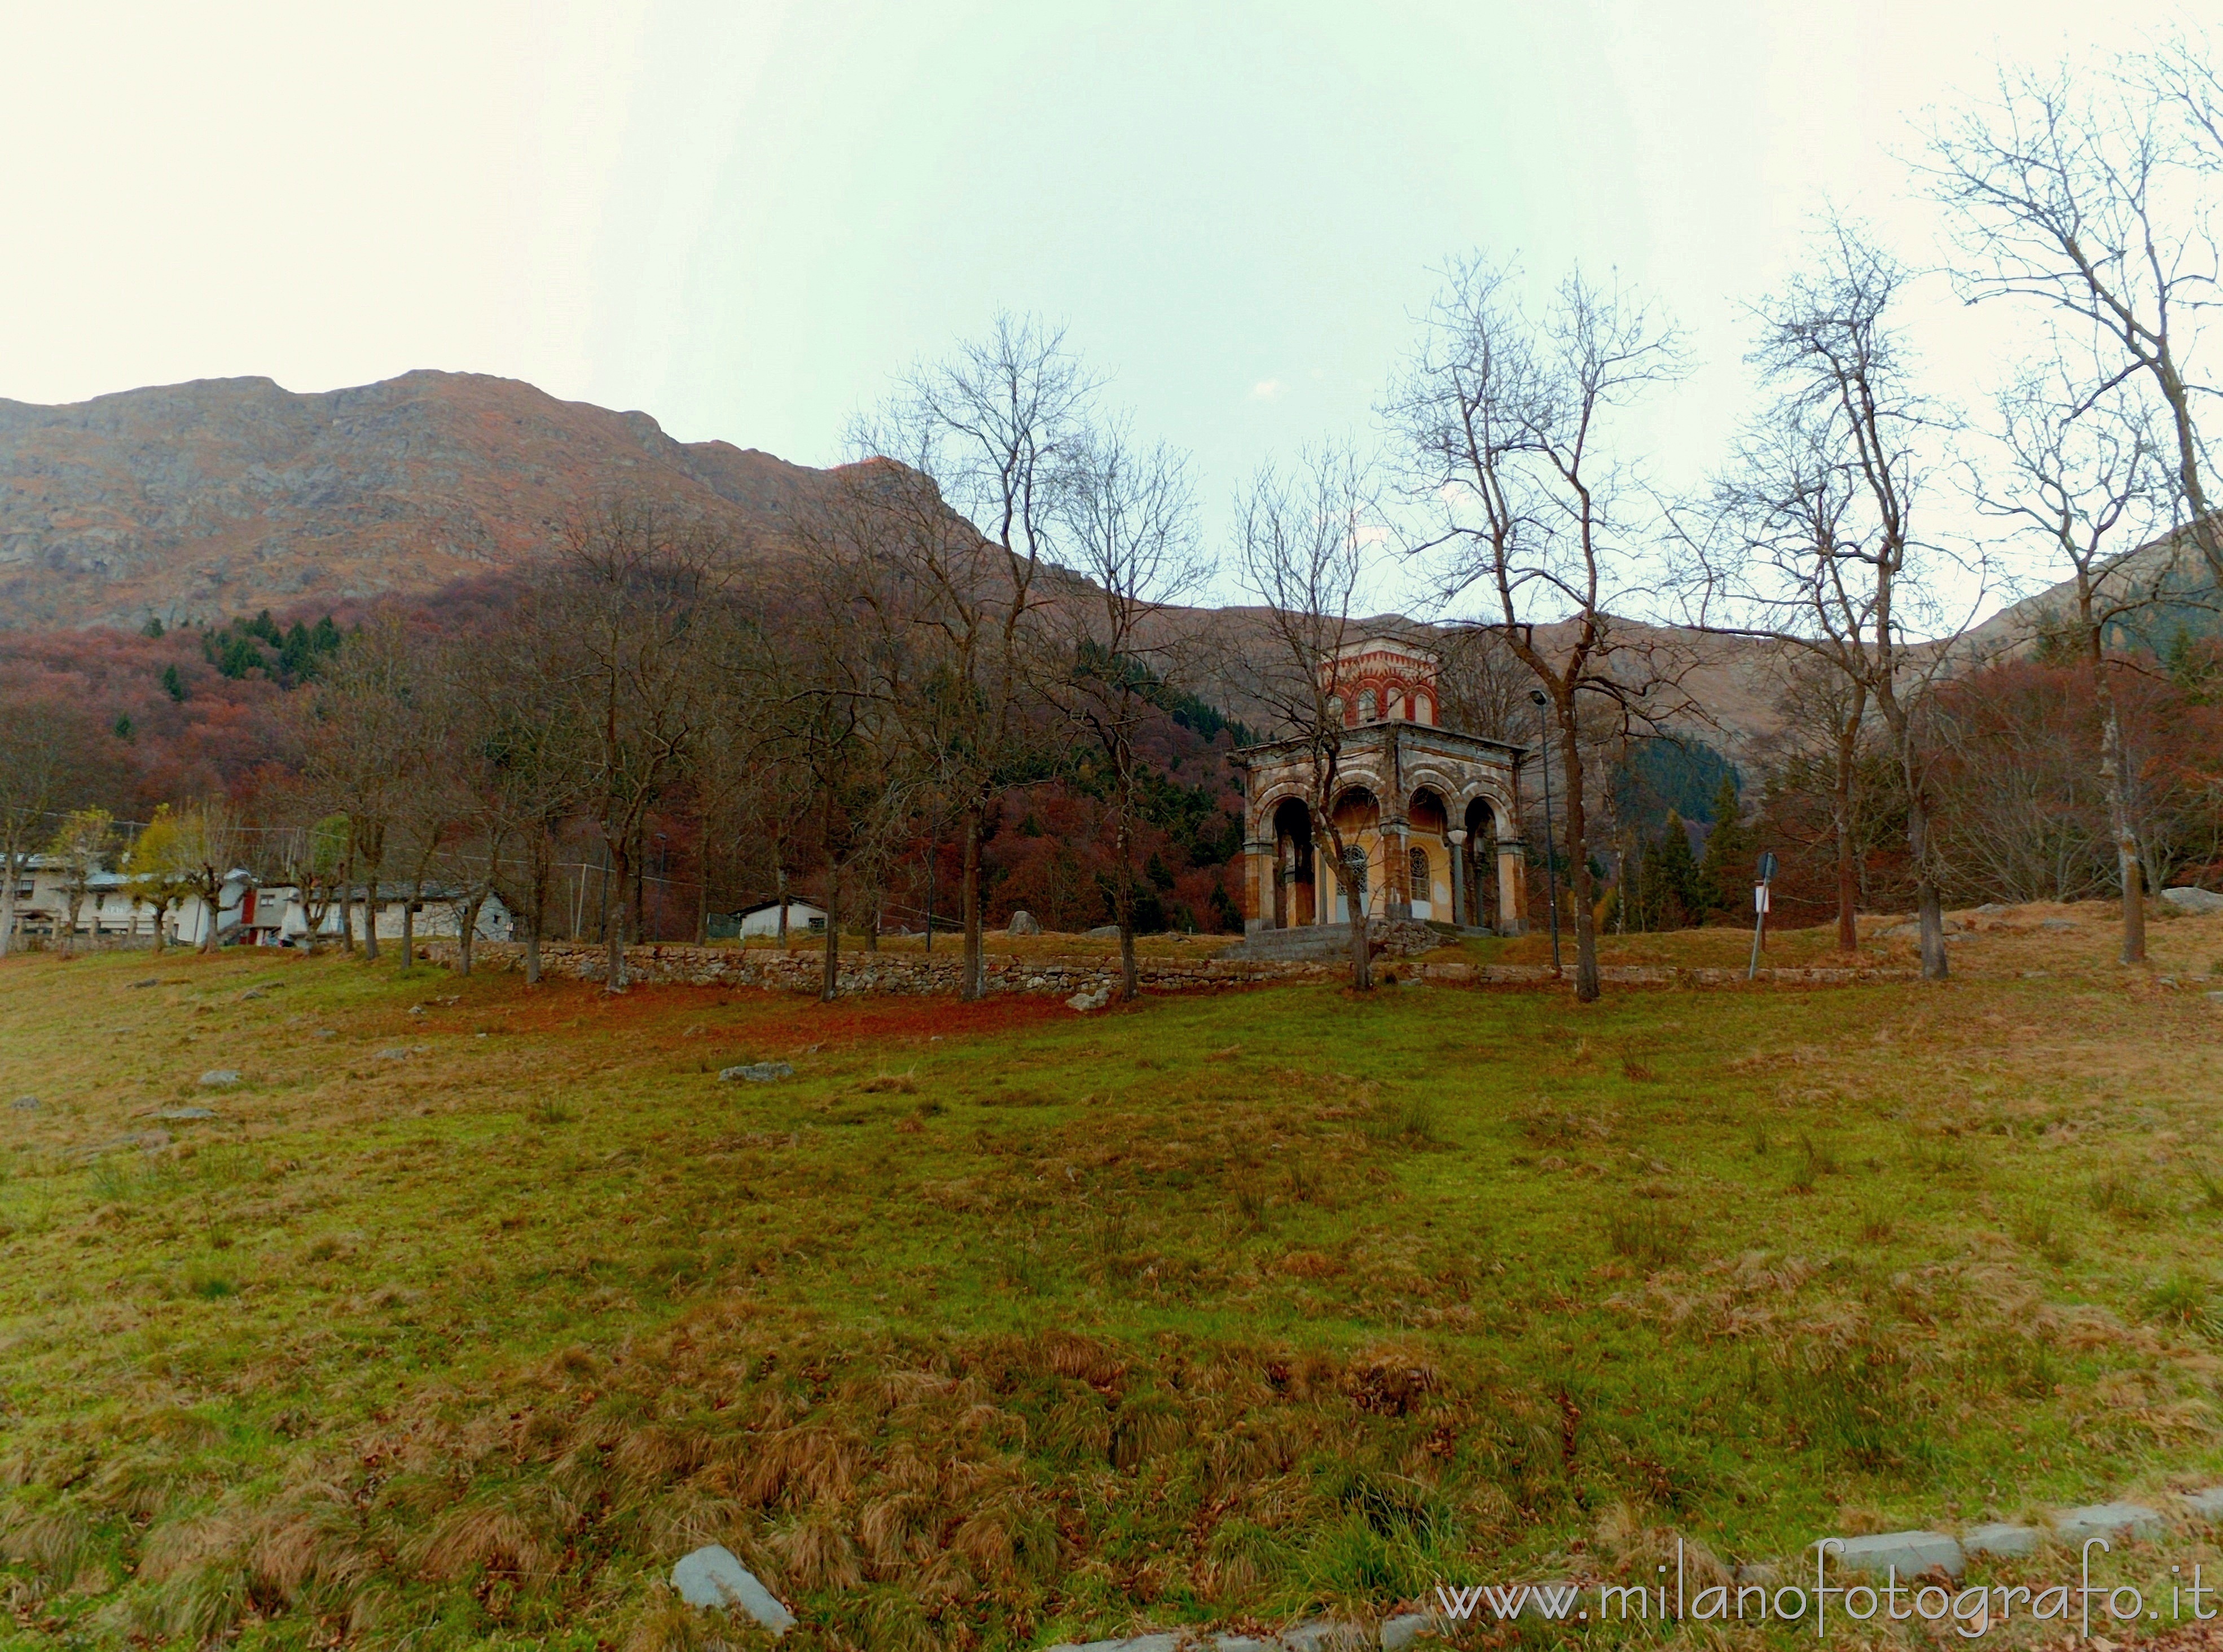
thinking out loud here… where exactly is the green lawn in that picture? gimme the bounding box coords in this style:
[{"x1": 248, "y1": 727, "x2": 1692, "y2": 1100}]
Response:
[{"x1": 4, "y1": 919, "x2": 2223, "y2": 1650}]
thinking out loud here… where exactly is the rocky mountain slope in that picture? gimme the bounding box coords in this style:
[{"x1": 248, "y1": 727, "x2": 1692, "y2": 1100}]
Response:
[
  {"x1": 0, "y1": 368, "x2": 1972, "y2": 756},
  {"x1": 0, "y1": 370, "x2": 845, "y2": 630}
]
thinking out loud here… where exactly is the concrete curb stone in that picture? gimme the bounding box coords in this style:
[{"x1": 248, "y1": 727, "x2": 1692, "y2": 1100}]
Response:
[
  {"x1": 2054, "y1": 1502, "x2": 2164, "y2": 1543},
  {"x1": 1832, "y1": 1531, "x2": 1964, "y2": 1578},
  {"x1": 1963, "y1": 1522, "x2": 2043, "y2": 1559}
]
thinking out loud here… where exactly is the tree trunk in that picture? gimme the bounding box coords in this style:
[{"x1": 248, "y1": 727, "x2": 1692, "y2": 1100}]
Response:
[
  {"x1": 362, "y1": 872, "x2": 381, "y2": 963},
  {"x1": 1345, "y1": 859, "x2": 1372, "y2": 991},
  {"x1": 0, "y1": 855, "x2": 16, "y2": 958},
  {"x1": 2096, "y1": 684, "x2": 2146, "y2": 965},
  {"x1": 524, "y1": 834, "x2": 548, "y2": 985},
  {"x1": 961, "y1": 803, "x2": 985, "y2": 1001},
  {"x1": 1906, "y1": 787, "x2": 1949, "y2": 981},
  {"x1": 821, "y1": 859, "x2": 841, "y2": 1002},
  {"x1": 776, "y1": 864, "x2": 789, "y2": 948},
  {"x1": 1559, "y1": 715, "x2": 1600, "y2": 1003},
  {"x1": 199, "y1": 877, "x2": 222, "y2": 955},
  {"x1": 399, "y1": 879, "x2": 418, "y2": 972},
  {"x1": 603, "y1": 840, "x2": 629, "y2": 991},
  {"x1": 695, "y1": 877, "x2": 708, "y2": 947},
  {"x1": 631, "y1": 827, "x2": 647, "y2": 946},
  {"x1": 1114, "y1": 785, "x2": 1139, "y2": 1004},
  {"x1": 1833, "y1": 812, "x2": 1859, "y2": 955},
  {"x1": 456, "y1": 894, "x2": 480, "y2": 976}
]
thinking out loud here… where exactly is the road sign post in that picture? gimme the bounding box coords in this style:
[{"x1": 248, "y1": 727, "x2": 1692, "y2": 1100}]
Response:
[{"x1": 1747, "y1": 851, "x2": 1777, "y2": 981}]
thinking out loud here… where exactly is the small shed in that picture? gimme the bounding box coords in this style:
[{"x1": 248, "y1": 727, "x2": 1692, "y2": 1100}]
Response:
[{"x1": 729, "y1": 900, "x2": 827, "y2": 939}]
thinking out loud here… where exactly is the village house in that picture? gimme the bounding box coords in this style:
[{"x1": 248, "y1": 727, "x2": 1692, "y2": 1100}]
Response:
[
  {"x1": 2, "y1": 856, "x2": 512, "y2": 949},
  {"x1": 1232, "y1": 638, "x2": 1530, "y2": 935}
]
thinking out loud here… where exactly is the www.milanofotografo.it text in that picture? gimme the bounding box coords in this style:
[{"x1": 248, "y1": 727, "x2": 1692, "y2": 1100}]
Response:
[{"x1": 1436, "y1": 1538, "x2": 2219, "y2": 1639}]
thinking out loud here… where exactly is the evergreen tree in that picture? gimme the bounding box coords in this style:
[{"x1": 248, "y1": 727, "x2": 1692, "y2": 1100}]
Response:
[
  {"x1": 161, "y1": 664, "x2": 187, "y2": 702},
  {"x1": 1698, "y1": 773, "x2": 1755, "y2": 915},
  {"x1": 1648, "y1": 811, "x2": 1706, "y2": 929}
]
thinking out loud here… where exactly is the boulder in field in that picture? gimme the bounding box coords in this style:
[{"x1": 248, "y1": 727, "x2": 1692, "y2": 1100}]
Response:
[
  {"x1": 669, "y1": 1544, "x2": 793, "y2": 1635},
  {"x1": 720, "y1": 1061, "x2": 795, "y2": 1083},
  {"x1": 1008, "y1": 910, "x2": 1042, "y2": 935},
  {"x1": 197, "y1": 1070, "x2": 241, "y2": 1087},
  {"x1": 2161, "y1": 886, "x2": 2223, "y2": 916}
]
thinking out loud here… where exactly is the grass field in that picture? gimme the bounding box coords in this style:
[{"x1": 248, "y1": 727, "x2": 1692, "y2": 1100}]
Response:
[{"x1": 5, "y1": 905, "x2": 2223, "y2": 1650}]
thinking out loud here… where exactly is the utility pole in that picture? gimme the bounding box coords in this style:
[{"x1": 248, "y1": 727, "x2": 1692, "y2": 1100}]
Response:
[{"x1": 1530, "y1": 689, "x2": 1562, "y2": 974}]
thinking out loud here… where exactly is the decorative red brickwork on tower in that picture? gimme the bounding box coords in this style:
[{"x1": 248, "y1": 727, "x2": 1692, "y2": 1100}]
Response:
[{"x1": 1320, "y1": 638, "x2": 1439, "y2": 728}]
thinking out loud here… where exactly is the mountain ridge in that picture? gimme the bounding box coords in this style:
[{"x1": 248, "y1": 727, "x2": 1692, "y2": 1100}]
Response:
[{"x1": 0, "y1": 368, "x2": 846, "y2": 630}]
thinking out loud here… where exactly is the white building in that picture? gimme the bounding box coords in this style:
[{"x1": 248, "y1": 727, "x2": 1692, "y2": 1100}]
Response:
[{"x1": 734, "y1": 900, "x2": 827, "y2": 938}]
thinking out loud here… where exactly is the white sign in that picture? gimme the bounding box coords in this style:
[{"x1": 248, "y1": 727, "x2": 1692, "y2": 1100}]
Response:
[{"x1": 1754, "y1": 884, "x2": 1771, "y2": 913}]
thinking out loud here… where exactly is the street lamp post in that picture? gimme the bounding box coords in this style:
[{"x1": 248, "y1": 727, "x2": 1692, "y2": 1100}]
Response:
[{"x1": 1530, "y1": 689, "x2": 1562, "y2": 974}]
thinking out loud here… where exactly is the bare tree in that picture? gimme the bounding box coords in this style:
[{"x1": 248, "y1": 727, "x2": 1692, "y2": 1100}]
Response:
[
  {"x1": 1434, "y1": 624, "x2": 1531, "y2": 747},
  {"x1": 1977, "y1": 363, "x2": 2175, "y2": 960},
  {"x1": 47, "y1": 807, "x2": 113, "y2": 952},
  {"x1": 1395, "y1": 257, "x2": 1690, "y2": 1002},
  {"x1": 1686, "y1": 227, "x2": 1977, "y2": 978},
  {"x1": 1765, "y1": 651, "x2": 1874, "y2": 952},
  {"x1": 850, "y1": 315, "x2": 1091, "y2": 999},
  {"x1": 1052, "y1": 423, "x2": 1206, "y2": 1001},
  {"x1": 544, "y1": 499, "x2": 723, "y2": 992},
  {"x1": 172, "y1": 799, "x2": 245, "y2": 955},
  {"x1": 1927, "y1": 49, "x2": 2222, "y2": 583},
  {"x1": 297, "y1": 617, "x2": 421, "y2": 963},
  {"x1": 1233, "y1": 445, "x2": 1382, "y2": 991},
  {"x1": 737, "y1": 546, "x2": 915, "y2": 1000},
  {"x1": 451, "y1": 599, "x2": 589, "y2": 983},
  {"x1": 0, "y1": 698, "x2": 82, "y2": 956}
]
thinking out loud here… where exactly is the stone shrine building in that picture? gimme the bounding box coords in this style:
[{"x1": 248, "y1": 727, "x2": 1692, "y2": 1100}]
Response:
[{"x1": 1233, "y1": 638, "x2": 1529, "y2": 936}]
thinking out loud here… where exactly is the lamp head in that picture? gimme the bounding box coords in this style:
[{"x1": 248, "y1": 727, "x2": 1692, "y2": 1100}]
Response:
[{"x1": 1528, "y1": 690, "x2": 1548, "y2": 707}]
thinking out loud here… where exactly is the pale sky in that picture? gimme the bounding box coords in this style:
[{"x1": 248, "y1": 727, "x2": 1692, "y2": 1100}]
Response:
[{"x1": 0, "y1": 2, "x2": 2202, "y2": 617}]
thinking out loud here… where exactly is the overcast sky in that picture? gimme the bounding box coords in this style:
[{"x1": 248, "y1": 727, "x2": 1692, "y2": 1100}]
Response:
[{"x1": 0, "y1": 2, "x2": 2205, "y2": 616}]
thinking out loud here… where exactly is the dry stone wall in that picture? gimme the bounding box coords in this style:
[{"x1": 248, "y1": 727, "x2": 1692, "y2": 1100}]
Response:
[{"x1": 423, "y1": 940, "x2": 1907, "y2": 998}]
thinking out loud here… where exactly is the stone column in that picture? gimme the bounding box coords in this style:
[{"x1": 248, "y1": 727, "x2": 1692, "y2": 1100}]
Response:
[
  {"x1": 1386, "y1": 818, "x2": 1411, "y2": 920},
  {"x1": 1447, "y1": 829, "x2": 1468, "y2": 932},
  {"x1": 1244, "y1": 839, "x2": 1274, "y2": 934},
  {"x1": 1496, "y1": 840, "x2": 1527, "y2": 935}
]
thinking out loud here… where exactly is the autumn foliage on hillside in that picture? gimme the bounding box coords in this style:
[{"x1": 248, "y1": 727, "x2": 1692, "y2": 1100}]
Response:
[
  {"x1": 1739, "y1": 646, "x2": 2223, "y2": 929},
  {"x1": 0, "y1": 571, "x2": 1247, "y2": 941}
]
